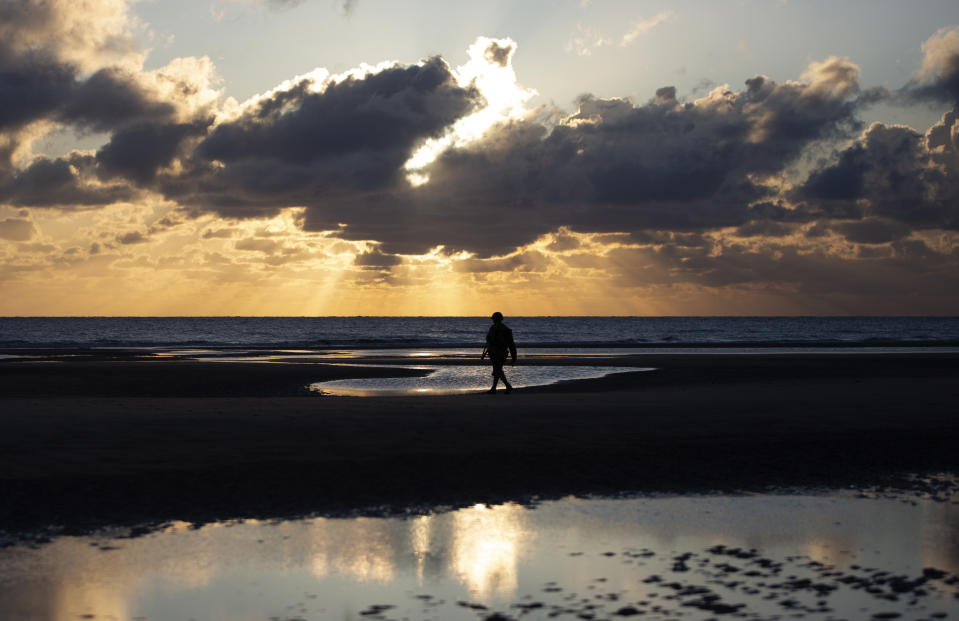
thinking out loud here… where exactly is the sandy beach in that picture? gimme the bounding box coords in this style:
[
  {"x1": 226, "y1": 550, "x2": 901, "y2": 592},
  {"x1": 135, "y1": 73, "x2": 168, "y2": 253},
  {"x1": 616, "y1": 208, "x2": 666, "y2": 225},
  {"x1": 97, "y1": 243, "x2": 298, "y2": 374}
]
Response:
[{"x1": 1, "y1": 351, "x2": 958, "y2": 535}]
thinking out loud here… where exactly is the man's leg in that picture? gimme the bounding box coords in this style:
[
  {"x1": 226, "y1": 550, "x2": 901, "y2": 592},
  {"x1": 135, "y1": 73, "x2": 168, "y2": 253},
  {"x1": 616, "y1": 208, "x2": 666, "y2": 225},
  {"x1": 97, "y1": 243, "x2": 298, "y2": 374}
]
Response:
[
  {"x1": 491, "y1": 358, "x2": 512, "y2": 394},
  {"x1": 489, "y1": 361, "x2": 502, "y2": 393}
]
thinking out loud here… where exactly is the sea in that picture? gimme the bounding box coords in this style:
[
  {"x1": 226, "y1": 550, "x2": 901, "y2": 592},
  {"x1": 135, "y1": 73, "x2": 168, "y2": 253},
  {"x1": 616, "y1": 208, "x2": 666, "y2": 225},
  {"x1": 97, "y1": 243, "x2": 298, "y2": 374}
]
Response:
[{"x1": 0, "y1": 316, "x2": 958, "y2": 349}]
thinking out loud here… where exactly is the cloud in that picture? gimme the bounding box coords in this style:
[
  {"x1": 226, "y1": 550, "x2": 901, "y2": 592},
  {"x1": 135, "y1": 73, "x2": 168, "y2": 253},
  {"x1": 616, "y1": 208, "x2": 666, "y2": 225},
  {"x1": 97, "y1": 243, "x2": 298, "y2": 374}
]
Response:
[
  {"x1": 97, "y1": 119, "x2": 212, "y2": 184},
  {"x1": 343, "y1": 58, "x2": 866, "y2": 255},
  {"x1": 158, "y1": 56, "x2": 479, "y2": 221},
  {"x1": 354, "y1": 248, "x2": 402, "y2": 268},
  {"x1": 2, "y1": 9, "x2": 941, "y2": 268},
  {"x1": 0, "y1": 43, "x2": 75, "y2": 134},
  {"x1": 792, "y1": 116, "x2": 959, "y2": 240},
  {"x1": 0, "y1": 0, "x2": 222, "y2": 204},
  {"x1": 202, "y1": 227, "x2": 238, "y2": 239},
  {"x1": 0, "y1": 217, "x2": 35, "y2": 241},
  {"x1": 0, "y1": 153, "x2": 136, "y2": 208},
  {"x1": 235, "y1": 237, "x2": 282, "y2": 253},
  {"x1": 832, "y1": 219, "x2": 911, "y2": 244},
  {"x1": 0, "y1": 0, "x2": 147, "y2": 164},
  {"x1": 98, "y1": 50, "x2": 867, "y2": 258},
  {"x1": 2, "y1": 7, "x2": 958, "y2": 310},
  {"x1": 0, "y1": 0, "x2": 142, "y2": 73},
  {"x1": 198, "y1": 58, "x2": 473, "y2": 170},
  {"x1": 620, "y1": 10, "x2": 676, "y2": 47},
  {"x1": 567, "y1": 10, "x2": 675, "y2": 56},
  {"x1": 58, "y1": 67, "x2": 178, "y2": 132},
  {"x1": 116, "y1": 230, "x2": 147, "y2": 244},
  {"x1": 915, "y1": 26, "x2": 959, "y2": 102},
  {"x1": 483, "y1": 40, "x2": 512, "y2": 68},
  {"x1": 566, "y1": 25, "x2": 609, "y2": 57}
]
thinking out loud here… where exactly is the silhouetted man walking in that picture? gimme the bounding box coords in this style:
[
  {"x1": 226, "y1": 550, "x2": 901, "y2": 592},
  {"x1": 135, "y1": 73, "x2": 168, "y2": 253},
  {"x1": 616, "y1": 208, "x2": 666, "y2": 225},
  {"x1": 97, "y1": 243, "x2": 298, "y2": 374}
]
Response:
[{"x1": 482, "y1": 311, "x2": 517, "y2": 393}]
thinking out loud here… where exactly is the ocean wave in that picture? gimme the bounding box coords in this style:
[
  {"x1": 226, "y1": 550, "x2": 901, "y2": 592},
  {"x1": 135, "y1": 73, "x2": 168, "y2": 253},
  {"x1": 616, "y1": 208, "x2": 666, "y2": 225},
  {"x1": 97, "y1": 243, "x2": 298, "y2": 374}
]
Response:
[{"x1": 2, "y1": 316, "x2": 959, "y2": 350}]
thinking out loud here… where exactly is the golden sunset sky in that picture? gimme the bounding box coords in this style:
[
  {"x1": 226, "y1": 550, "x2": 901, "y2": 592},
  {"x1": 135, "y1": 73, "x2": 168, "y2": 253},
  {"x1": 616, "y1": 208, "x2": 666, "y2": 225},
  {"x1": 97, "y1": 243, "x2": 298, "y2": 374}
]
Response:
[{"x1": 2, "y1": 0, "x2": 959, "y2": 315}]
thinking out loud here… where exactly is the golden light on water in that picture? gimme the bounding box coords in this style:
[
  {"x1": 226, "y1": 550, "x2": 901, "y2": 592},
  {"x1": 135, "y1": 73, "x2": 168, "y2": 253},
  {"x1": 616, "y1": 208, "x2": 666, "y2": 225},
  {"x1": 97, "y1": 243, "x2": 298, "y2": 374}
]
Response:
[
  {"x1": 450, "y1": 503, "x2": 532, "y2": 599},
  {"x1": 4, "y1": 495, "x2": 957, "y2": 620},
  {"x1": 410, "y1": 515, "x2": 433, "y2": 583},
  {"x1": 331, "y1": 518, "x2": 396, "y2": 583},
  {"x1": 52, "y1": 582, "x2": 130, "y2": 621}
]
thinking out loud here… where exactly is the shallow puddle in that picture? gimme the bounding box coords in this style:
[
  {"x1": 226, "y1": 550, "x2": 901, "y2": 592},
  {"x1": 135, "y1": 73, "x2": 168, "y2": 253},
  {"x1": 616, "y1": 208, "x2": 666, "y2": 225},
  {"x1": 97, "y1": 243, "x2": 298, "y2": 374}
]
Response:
[
  {"x1": 310, "y1": 365, "x2": 651, "y2": 395},
  {"x1": 1, "y1": 493, "x2": 958, "y2": 620}
]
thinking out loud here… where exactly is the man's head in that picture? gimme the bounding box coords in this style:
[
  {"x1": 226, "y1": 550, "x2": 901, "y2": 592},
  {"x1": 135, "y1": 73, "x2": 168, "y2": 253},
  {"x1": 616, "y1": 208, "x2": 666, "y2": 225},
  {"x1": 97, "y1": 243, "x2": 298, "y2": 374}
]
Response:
[{"x1": 491, "y1": 311, "x2": 503, "y2": 323}]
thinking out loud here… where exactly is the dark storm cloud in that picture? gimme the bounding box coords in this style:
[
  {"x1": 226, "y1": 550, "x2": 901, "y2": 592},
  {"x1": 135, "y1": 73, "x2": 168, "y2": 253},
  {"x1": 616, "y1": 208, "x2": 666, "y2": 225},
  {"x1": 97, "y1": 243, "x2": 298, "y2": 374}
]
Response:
[
  {"x1": 734, "y1": 219, "x2": 795, "y2": 238},
  {"x1": 197, "y1": 58, "x2": 475, "y2": 168},
  {"x1": 307, "y1": 60, "x2": 870, "y2": 255},
  {"x1": 3, "y1": 1, "x2": 957, "y2": 298},
  {"x1": 0, "y1": 154, "x2": 135, "y2": 207},
  {"x1": 0, "y1": 32, "x2": 178, "y2": 149},
  {"x1": 60, "y1": 67, "x2": 177, "y2": 132},
  {"x1": 605, "y1": 239, "x2": 959, "y2": 303},
  {"x1": 832, "y1": 219, "x2": 911, "y2": 244},
  {"x1": 0, "y1": 0, "x2": 209, "y2": 204},
  {"x1": 0, "y1": 49, "x2": 184, "y2": 181},
  {"x1": 97, "y1": 119, "x2": 212, "y2": 184},
  {"x1": 162, "y1": 56, "x2": 480, "y2": 220},
  {"x1": 793, "y1": 116, "x2": 959, "y2": 240},
  {"x1": 0, "y1": 19, "x2": 207, "y2": 204},
  {"x1": 0, "y1": 43, "x2": 74, "y2": 133}
]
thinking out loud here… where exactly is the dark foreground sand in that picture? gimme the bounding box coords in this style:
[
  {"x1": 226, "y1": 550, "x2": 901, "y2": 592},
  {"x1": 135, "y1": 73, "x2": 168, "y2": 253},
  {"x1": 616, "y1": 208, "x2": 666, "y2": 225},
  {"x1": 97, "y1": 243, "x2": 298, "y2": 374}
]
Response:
[{"x1": 1, "y1": 351, "x2": 958, "y2": 535}]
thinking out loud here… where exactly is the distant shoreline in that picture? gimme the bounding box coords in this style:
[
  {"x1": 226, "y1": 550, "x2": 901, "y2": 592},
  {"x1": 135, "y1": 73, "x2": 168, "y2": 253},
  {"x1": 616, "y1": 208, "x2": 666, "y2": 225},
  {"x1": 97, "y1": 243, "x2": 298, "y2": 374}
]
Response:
[{"x1": 1, "y1": 351, "x2": 958, "y2": 537}]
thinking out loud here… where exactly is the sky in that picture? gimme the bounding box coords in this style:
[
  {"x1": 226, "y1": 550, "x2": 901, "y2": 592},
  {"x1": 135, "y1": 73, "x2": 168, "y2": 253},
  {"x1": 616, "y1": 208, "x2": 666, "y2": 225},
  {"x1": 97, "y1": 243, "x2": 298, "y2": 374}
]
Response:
[{"x1": 2, "y1": 0, "x2": 959, "y2": 316}]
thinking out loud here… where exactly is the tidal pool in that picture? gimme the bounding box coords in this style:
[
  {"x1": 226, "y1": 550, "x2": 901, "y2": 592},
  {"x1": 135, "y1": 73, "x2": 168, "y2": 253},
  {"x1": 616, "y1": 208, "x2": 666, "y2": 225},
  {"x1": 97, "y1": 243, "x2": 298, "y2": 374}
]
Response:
[
  {"x1": 1, "y1": 493, "x2": 958, "y2": 620},
  {"x1": 310, "y1": 365, "x2": 651, "y2": 396}
]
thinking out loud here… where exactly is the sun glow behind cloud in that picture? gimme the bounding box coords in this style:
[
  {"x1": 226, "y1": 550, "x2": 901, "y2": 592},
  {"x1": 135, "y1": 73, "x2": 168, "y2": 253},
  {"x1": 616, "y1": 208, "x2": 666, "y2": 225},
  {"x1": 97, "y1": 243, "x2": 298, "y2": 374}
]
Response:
[
  {"x1": 403, "y1": 37, "x2": 537, "y2": 186},
  {"x1": 3, "y1": 1, "x2": 959, "y2": 316}
]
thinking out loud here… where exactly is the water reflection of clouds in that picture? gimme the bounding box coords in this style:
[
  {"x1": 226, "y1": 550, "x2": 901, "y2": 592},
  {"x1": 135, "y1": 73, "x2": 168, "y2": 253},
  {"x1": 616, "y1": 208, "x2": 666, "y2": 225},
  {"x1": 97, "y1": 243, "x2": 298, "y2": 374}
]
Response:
[
  {"x1": 332, "y1": 518, "x2": 397, "y2": 583},
  {"x1": 410, "y1": 515, "x2": 432, "y2": 584},
  {"x1": 920, "y1": 501, "x2": 959, "y2": 572},
  {"x1": 3, "y1": 494, "x2": 959, "y2": 620},
  {"x1": 451, "y1": 504, "x2": 532, "y2": 599},
  {"x1": 304, "y1": 517, "x2": 398, "y2": 583}
]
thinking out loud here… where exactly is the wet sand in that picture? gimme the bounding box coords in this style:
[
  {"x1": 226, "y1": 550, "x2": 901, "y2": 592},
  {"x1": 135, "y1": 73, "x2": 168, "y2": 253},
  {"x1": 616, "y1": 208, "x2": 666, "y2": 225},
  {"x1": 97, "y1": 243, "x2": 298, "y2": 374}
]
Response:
[{"x1": 1, "y1": 351, "x2": 958, "y2": 534}]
